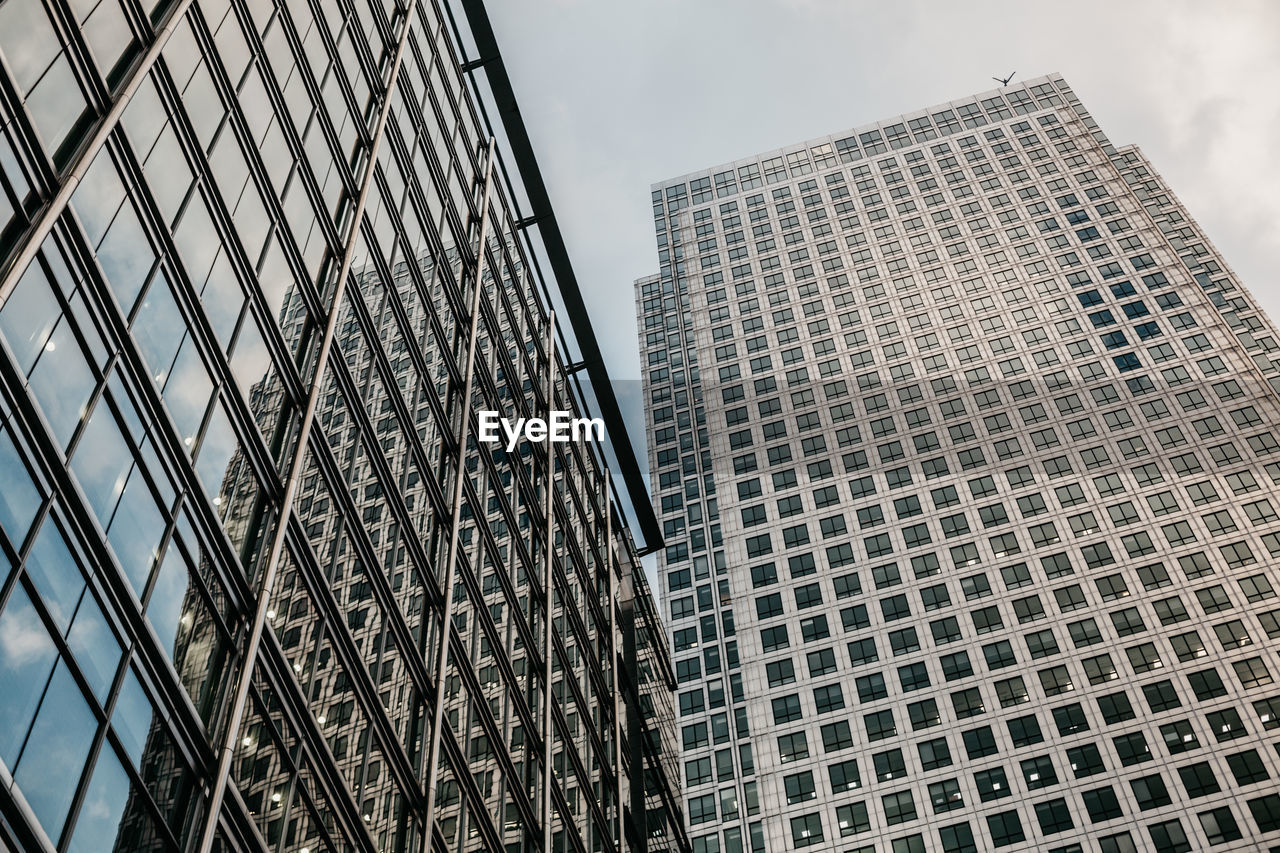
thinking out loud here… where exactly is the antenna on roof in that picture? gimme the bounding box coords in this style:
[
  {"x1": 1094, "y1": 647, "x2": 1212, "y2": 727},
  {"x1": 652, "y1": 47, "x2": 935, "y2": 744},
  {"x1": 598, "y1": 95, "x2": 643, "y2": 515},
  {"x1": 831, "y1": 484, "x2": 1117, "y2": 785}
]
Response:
[{"x1": 993, "y1": 72, "x2": 1016, "y2": 86}]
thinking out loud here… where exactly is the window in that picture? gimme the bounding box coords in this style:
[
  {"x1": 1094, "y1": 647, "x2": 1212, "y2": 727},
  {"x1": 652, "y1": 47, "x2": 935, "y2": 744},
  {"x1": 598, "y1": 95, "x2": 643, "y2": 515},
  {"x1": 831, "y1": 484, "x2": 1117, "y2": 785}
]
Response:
[
  {"x1": 874, "y1": 748, "x2": 907, "y2": 782},
  {"x1": 820, "y1": 721, "x2": 853, "y2": 753},
  {"x1": 807, "y1": 647, "x2": 837, "y2": 678},
  {"x1": 1130, "y1": 774, "x2": 1172, "y2": 810},
  {"x1": 1198, "y1": 807, "x2": 1243, "y2": 845},
  {"x1": 1146, "y1": 820, "x2": 1191, "y2": 853},
  {"x1": 836, "y1": 801, "x2": 870, "y2": 836},
  {"x1": 1053, "y1": 703, "x2": 1089, "y2": 735},
  {"x1": 882, "y1": 790, "x2": 917, "y2": 825},
  {"x1": 688, "y1": 793, "x2": 716, "y2": 825},
  {"x1": 1226, "y1": 749, "x2": 1270, "y2": 786},
  {"x1": 1039, "y1": 665, "x2": 1074, "y2": 696},
  {"x1": 1125, "y1": 643, "x2": 1163, "y2": 673},
  {"x1": 1143, "y1": 680, "x2": 1183, "y2": 713},
  {"x1": 985, "y1": 811, "x2": 1026, "y2": 847},
  {"x1": 790, "y1": 813, "x2": 825, "y2": 847},
  {"x1": 941, "y1": 650, "x2": 974, "y2": 680},
  {"x1": 865, "y1": 710, "x2": 897, "y2": 741},
  {"x1": 975, "y1": 767, "x2": 1012, "y2": 801},
  {"x1": 1067, "y1": 743, "x2": 1107, "y2": 778},
  {"x1": 1233, "y1": 657, "x2": 1273, "y2": 689},
  {"x1": 1114, "y1": 732, "x2": 1151, "y2": 765},
  {"x1": 1247, "y1": 794, "x2": 1280, "y2": 833},
  {"x1": 1021, "y1": 754, "x2": 1058, "y2": 789},
  {"x1": 1082, "y1": 786, "x2": 1124, "y2": 823},
  {"x1": 778, "y1": 732, "x2": 809, "y2": 763},
  {"x1": 1098, "y1": 691, "x2": 1136, "y2": 724},
  {"x1": 918, "y1": 737, "x2": 953, "y2": 770},
  {"x1": 963, "y1": 726, "x2": 998, "y2": 759},
  {"x1": 785, "y1": 771, "x2": 817, "y2": 804},
  {"x1": 829, "y1": 758, "x2": 862, "y2": 792},
  {"x1": 929, "y1": 779, "x2": 965, "y2": 813},
  {"x1": 952, "y1": 688, "x2": 985, "y2": 719},
  {"x1": 1034, "y1": 798, "x2": 1074, "y2": 835},
  {"x1": 909, "y1": 698, "x2": 941, "y2": 730}
]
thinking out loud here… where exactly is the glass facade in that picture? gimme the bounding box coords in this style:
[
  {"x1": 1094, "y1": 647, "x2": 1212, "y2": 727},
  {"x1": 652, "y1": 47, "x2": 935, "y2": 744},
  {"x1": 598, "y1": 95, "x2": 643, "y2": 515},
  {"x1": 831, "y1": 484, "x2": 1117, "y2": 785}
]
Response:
[
  {"x1": 0, "y1": 0, "x2": 685, "y2": 852},
  {"x1": 639, "y1": 74, "x2": 1280, "y2": 852}
]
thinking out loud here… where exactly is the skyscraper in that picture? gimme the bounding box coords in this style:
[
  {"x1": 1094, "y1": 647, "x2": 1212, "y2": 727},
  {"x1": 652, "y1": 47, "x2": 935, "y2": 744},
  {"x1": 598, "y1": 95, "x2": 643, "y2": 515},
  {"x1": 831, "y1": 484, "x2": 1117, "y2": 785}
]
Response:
[
  {"x1": 639, "y1": 74, "x2": 1280, "y2": 853},
  {"x1": 0, "y1": 1, "x2": 686, "y2": 852}
]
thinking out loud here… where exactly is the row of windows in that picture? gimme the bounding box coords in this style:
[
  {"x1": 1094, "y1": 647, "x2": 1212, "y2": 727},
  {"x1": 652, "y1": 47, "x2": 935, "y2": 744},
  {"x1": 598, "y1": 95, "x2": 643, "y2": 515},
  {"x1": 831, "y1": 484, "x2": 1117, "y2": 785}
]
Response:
[
  {"x1": 778, "y1": 793, "x2": 1280, "y2": 850},
  {"x1": 660, "y1": 90, "x2": 1069, "y2": 214}
]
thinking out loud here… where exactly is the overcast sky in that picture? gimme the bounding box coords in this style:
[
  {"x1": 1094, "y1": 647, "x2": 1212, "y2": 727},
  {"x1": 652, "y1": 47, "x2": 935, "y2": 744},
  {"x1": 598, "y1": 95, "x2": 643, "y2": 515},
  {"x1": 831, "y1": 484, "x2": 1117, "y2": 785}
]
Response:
[{"x1": 486, "y1": 0, "x2": 1280, "y2": 386}]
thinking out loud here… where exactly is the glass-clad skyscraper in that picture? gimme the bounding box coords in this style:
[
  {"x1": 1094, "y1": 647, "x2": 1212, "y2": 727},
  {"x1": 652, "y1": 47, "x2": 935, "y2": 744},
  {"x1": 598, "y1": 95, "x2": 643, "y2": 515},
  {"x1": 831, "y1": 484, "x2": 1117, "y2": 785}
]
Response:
[
  {"x1": 638, "y1": 74, "x2": 1280, "y2": 852},
  {"x1": 0, "y1": 0, "x2": 687, "y2": 851}
]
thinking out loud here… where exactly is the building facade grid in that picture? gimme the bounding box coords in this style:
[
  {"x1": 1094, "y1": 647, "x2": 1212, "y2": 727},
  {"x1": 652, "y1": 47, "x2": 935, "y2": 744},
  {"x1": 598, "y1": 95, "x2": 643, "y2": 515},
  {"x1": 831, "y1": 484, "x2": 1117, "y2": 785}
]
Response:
[
  {"x1": 638, "y1": 74, "x2": 1280, "y2": 853},
  {"x1": 0, "y1": 0, "x2": 687, "y2": 851}
]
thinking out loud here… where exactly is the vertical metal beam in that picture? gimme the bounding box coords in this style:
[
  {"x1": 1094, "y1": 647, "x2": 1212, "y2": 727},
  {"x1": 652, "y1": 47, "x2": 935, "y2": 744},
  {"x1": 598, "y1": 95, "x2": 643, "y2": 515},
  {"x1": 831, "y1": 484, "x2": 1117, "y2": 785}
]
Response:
[
  {"x1": 604, "y1": 472, "x2": 623, "y2": 849},
  {"x1": 454, "y1": 0, "x2": 662, "y2": 556},
  {"x1": 421, "y1": 134, "x2": 497, "y2": 846},
  {"x1": 196, "y1": 2, "x2": 419, "y2": 849},
  {"x1": 0, "y1": 0, "x2": 199, "y2": 305},
  {"x1": 542, "y1": 310, "x2": 556, "y2": 853}
]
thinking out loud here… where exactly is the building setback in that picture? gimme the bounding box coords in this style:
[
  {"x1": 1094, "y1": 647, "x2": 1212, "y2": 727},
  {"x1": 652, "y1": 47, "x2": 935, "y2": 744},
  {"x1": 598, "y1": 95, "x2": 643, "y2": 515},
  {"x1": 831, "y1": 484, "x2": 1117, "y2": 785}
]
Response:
[
  {"x1": 0, "y1": 0, "x2": 687, "y2": 852},
  {"x1": 638, "y1": 74, "x2": 1280, "y2": 853}
]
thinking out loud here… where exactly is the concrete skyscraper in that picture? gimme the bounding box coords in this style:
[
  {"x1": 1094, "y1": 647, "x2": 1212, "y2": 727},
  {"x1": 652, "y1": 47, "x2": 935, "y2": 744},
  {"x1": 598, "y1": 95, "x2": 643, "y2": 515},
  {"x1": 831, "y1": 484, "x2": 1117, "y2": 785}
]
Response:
[
  {"x1": 638, "y1": 74, "x2": 1280, "y2": 853},
  {"x1": 0, "y1": 1, "x2": 687, "y2": 852}
]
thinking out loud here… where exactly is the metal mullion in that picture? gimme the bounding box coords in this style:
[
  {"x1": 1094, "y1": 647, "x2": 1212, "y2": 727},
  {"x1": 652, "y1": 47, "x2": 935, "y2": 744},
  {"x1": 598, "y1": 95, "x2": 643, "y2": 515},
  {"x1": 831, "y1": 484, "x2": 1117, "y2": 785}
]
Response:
[
  {"x1": 604, "y1": 473, "x2": 622, "y2": 849},
  {"x1": 0, "y1": 59, "x2": 58, "y2": 206},
  {"x1": 548, "y1": 455, "x2": 612, "y2": 644},
  {"x1": 546, "y1": 494, "x2": 613, "y2": 708},
  {"x1": 440, "y1": 613, "x2": 542, "y2": 837},
  {"x1": 15, "y1": 568, "x2": 184, "y2": 851},
  {"x1": 444, "y1": 493, "x2": 541, "y2": 743},
  {"x1": 0, "y1": 323, "x2": 232, "y2": 769},
  {"x1": 245, "y1": 635, "x2": 376, "y2": 853},
  {"x1": 320, "y1": 273, "x2": 465, "y2": 629},
  {"x1": 214, "y1": 0, "x2": 350, "y2": 260},
  {"x1": 457, "y1": 417, "x2": 541, "y2": 588},
  {"x1": 195, "y1": 0, "x2": 417, "y2": 846},
  {"x1": 544, "y1": 767, "x2": 590, "y2": 853},
  {"x1": 434, "y1": 722, "x2": 506, "y2": 853},
  {"x1": 99, "y1": 121, "x2": 294, "y2": 512},
  {"x1": 365, "y1": 84, "x2": 474, "y2": 332},
  {"x1": 52, "y1": 165, "x2": 276, "y2": 613},
  {"x1": 452, "y1": 0, "x2": 661, "y2": 554},
  {"x1": 273, "y1": 514, "x2": 425, "y2": 818},
  {"x1": 398, "y1": 37, "x2": 477, "y2": 258},
  {"x1": 328, "y1": 266, "x2": 456, "y2": 566},
  {"x1": 408, "y1": 3, "x2": 482, "y2": 201},
  {"x1": 212, "y1": 775, "x2": 278, "y2": 853},
  {"x1": 540, "y1": 310, "x2": 555, "y2": 853},
  {"x1": 28, "y1": 324, "x2": 242, "y2": 745},
  {"x1": 451, "y1": 473, "x2": 545, "y2": 727},
  {"x1": 420, "y1": 133, "x2": 495, "y2": 844},
  {"x1": 290, "y1": 0, "x2": 374, "y2": 154},
  {"x1": 176, "y1": 0, "x2": 341, "y2": 321},
  {"x1": 477, "y1": 164, "x2": 556, "y2": 346},
  {"x1": 536, "y1": 337, "x2": 617, "y2": 853},
  {"x1": 0, "y1": 0, "x2": 201, "y2": 304},
  {"x1": 321, "y1": 0, "x2": 392, "y2": 124},
  {"x1": 383, "y1": 135, "x2": 473, "y2": 362},
  {"x1": 299, "y1": 330, "x2": 442, "y2": 704},
  {"x1": 38, "y1": 0, "x2": 114, "y2": 116},
  {"x1": 546, "y1": 602, "x2": 618, "y2": 821},
  {"x1": 541, "y1": 624, "x2": 621, "y2": 849},
  {"x1": 546, "y1": 562, "x2": 612, "y2": 756},
  {"x1": 553, "y1": 425, "x2": 607, "y2": 552}
]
